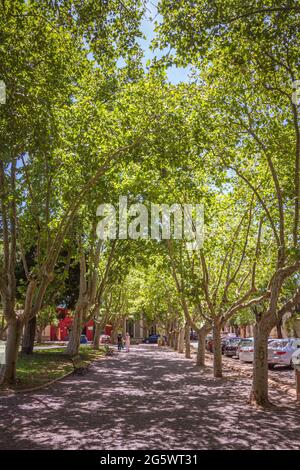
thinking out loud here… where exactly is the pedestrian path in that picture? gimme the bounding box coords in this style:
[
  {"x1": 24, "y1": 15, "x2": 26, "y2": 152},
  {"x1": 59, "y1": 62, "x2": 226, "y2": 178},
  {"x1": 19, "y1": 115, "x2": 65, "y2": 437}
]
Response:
[{"x1": 0, "y1": 345, "x2": 299, "y2": 449}]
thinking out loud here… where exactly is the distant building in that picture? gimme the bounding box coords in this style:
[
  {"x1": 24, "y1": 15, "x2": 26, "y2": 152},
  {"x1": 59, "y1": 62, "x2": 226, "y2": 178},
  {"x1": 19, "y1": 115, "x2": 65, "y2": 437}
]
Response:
[{"x1": 41, "y1": 308, "x2": 154, "y2": 343}]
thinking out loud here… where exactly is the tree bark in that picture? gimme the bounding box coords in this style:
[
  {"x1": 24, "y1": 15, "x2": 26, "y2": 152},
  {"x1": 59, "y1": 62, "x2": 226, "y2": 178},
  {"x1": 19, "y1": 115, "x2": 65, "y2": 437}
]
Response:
[
  {"x1": 66, "y1": 249, "x2": 87, "y2": 357},
  {"x1": 93, "y1": 322, "x2": 102, "y2": 349},
  {"x1": 250, "y1": 322, "x2": 270, "y2": 406},
  {"x1": 213, "y1": 321, "x2": 222, "y2": 378},
  {"x1": 178, "y1": 327, "x2": 185, "y2": 353},
  {"x1": 276, "y1": 318, "x2": 283, "y2": 338},
  {"x1": 184, "y1": 322, "x2": 191, "y2": 358},
  {"x1": 174, "y1": 331, "x2": 179, "y2": 350},
  {"x1": 0, "y1": 318, "x2": 22, "y2": 385},
  {"x1": 66, "y1": 308, "x2": 83, "y2": 356},
  {"x1": 169, "y1": 331, "x2": 174, "y2": 348},
  {"x1": 165, "y1": 323, "x2": 171, "y2": 346},
  {"x1": 235, "y1": 325, "x2": 240, "y2": 336},
  {"x1": 111, "y1": 317, "x2": 122, "y2": 344},
  {"x1": 21, "y1": 316, "x2": 36, "y2": 354},
  {"x1": 197, "y1": 326, "x2": 207, "y2": 366}
]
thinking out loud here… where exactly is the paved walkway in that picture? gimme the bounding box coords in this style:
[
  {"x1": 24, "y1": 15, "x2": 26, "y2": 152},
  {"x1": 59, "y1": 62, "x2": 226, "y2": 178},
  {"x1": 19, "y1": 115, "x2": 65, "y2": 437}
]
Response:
[{"x1": 0, "y1": 345, "x2": 299, "y2": 450}]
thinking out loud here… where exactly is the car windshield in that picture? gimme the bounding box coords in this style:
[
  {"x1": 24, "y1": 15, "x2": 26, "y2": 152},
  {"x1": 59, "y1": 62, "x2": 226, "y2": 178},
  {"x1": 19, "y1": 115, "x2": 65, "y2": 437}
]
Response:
[
  {"x1": 228, "y1": 339, "x2": 240, "y2": 345},
  {"x1": 240, "y1": 340, "x2": 253, "y2": 347},
  {"x1": 240, "y1": 339, "x2": 252, "y2": 344},
  {"x1": 269, "y1": 340, "x2": 289, "y2": 349}
]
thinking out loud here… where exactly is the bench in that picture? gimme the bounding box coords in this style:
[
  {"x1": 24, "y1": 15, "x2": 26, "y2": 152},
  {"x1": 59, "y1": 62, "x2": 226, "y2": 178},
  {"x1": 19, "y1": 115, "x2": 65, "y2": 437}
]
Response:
[{"x1": 70, "y1": 356, "x2": 91, "y2": 375}]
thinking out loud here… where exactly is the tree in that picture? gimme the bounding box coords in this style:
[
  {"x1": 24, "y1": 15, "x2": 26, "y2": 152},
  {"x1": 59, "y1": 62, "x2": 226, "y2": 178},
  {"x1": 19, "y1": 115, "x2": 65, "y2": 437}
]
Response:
[
  {"x1": 36, "y1": 305, "x2": 58, "y2": 344},
  {"x1": 0, "y1": 0, "x2": 147, "y2": 383},
  {"x1": 155, "y1": 0, "x2": 300, "y2": 406},
  {"x1": 167, "y1": 188, "x2": 266, "y2": 378}
]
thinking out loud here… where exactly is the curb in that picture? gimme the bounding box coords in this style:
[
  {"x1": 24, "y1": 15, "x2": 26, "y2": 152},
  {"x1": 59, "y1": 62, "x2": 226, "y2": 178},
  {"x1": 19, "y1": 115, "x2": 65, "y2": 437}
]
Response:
[
  {"x1": 222, "y1": 359, "x2": 296, "y2": 398},
  {"x1": 190, "y1": 346, "x2": 296, "y2": 399},
  {"x1": 0, "y1": 353, "x2": 106, "y2": 397},
  {"x1": 0, "y1": 370, "x2": 74, "y2": 397}
]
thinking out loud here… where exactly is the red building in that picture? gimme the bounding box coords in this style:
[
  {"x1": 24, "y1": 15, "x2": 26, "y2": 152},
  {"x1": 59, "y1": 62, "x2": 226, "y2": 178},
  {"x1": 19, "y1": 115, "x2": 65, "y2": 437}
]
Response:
[
  {"x1": 82, "y1": 319, "x2": 94, "y2": 341},
  {"x1": 50, "y1": 307, "x2": 112, "y2": 342},
  {"x1": 50, "y1": 308, "x2": 73, "y2": 341}
]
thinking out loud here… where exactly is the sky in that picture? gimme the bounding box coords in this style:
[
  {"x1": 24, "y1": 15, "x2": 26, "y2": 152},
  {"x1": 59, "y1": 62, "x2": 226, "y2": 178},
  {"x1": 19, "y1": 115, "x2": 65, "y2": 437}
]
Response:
[{"x1": 139, "y1": 2, "x2": 191, "y2": 84}]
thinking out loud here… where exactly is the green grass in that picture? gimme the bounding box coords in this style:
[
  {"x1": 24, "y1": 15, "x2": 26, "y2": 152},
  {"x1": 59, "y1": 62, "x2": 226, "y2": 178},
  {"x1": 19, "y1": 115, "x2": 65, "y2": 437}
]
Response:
[{"x1": 1, "y1": 346, "x2": 106, "y2": 391}]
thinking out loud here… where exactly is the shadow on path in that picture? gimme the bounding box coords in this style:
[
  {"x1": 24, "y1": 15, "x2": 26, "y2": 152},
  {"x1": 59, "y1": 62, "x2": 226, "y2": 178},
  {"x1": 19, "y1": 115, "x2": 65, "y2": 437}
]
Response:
[{"x1": 0, "y1": 345, "x2": 299, "y2": 449}]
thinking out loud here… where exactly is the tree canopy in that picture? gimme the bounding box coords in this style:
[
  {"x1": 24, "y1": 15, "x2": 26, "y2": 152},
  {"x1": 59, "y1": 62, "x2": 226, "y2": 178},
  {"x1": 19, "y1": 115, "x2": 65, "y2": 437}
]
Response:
[{"x1": 1, "y1": 0, "x2": 300, "y2": 407}]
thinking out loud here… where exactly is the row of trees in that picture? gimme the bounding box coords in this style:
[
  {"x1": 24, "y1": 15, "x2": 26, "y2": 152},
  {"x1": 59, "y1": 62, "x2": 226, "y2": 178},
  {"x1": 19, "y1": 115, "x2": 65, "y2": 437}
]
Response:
[
  {"x1": 1, "y1": 0, "x2": 300, "y2": 408},
  {"x1": 154, "y1": 0, "x2": 300, "y2": 406}
]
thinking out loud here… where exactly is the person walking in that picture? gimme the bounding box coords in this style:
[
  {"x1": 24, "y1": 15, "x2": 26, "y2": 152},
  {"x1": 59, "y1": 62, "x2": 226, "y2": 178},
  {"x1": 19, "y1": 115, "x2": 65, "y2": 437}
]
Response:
[
  {"x1": 117, "y1": 333, "x2": 123, "y2": 352},
  {"x1": 125, "y1": 333, "x2": 130, "y2": 353}
]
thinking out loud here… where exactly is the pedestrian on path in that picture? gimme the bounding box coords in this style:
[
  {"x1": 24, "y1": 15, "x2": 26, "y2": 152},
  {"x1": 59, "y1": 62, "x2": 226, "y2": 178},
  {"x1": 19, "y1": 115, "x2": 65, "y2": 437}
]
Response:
[
  {"x1": 125, "y1": 333, "x2": 130, "y2": 352},
  {"x1": 117, "y1": 333, "x2": 123, "y2": 351}
]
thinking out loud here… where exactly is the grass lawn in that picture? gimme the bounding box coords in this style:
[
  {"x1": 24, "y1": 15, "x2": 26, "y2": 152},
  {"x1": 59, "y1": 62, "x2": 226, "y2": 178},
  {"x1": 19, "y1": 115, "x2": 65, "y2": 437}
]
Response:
[{"x1": 1, "y1": 346, "x2": 106, "y2": 392}]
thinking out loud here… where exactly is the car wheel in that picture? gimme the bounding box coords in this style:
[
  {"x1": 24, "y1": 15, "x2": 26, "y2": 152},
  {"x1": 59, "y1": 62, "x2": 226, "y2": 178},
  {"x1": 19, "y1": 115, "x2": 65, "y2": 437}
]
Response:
[{"x1": 268, "y1": 363, "x2": 275, "y2": 370}]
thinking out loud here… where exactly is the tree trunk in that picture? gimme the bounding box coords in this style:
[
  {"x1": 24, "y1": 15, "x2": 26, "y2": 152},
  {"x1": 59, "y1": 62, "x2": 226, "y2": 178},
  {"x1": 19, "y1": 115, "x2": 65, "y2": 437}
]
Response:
[
  {"x1": 250, "y1": 322, "x2": 270, "y2": 406},
  {"x1": 37, "y1": 327, "x2": 43, "y2": 344},
  {"x1": 0, "y1": 318, "x2": 22, "y2": 385},
  {"x1": 276, "y1": 319, "x2": 283, "y2": 339},
  {"x1": 235, "y1": 325, "x2": 240, "y2": 336},
  {"x1": 174, "y1": 331, "x2": 179, "y2": 350},
  {"x1": 66, "y1": 308, "x2": 83, "y2": 356},
  {"x1": 165, "y1": 323, "x2": 171, "y2": 346},
  {"x1": 66, "y1": 249, "x2": 87, "y2": 357},
  {"x1": 213, "y1": 322, "x2": 222, "y2": 378},
  {"x1": 93, "y1": 322, "x2": 102, "y2": 349},
  {"x1": 111, "y1": 325, "x2": 117, "y2": 344},
  {"x1": 184, "y1": 322, "x2": 191, "y2": 358},
  {"x1": 197, "y1": 327, "x2": 206, "y2": 366},
  {"x1": 21, "y1": 316, "x2": 36, "y2": 354},
  {"x1": 111, "y1": 318, "x2": 122, "y2": 344},
  {"x1": 178, "y1": 327, "x2": 185, "y2": 353},
  {"x1": 169, "y1": 331, "x2": 174, "y2": 348}
]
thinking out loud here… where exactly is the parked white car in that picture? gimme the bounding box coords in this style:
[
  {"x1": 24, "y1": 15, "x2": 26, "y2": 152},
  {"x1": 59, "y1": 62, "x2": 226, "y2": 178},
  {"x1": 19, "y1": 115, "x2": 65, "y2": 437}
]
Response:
[
  {"x1": 268, "y1": 338, "x2": 300, "y2": 368},
  {"x1": 239, "y1": 339, "x2": 254, "y2": 362},
  {"x1": 239, "y1": 338, "x2": 276, "y2": 363},
  {"x1": 291, "y1": 347, "x2": 300, "y2": 368},
  {"x1": 236, "y1": 338, "x2": 253, "y2": 360}
]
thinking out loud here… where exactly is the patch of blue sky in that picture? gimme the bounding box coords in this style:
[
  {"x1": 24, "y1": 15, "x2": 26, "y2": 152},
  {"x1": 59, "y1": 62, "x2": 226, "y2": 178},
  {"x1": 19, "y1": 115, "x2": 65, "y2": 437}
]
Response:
[
  {"x1": 139, "y1": 1, "x2": 191, "y2": 84},
  {"x1": 85, "y1": 1, "x2": 191, "y2": 84}
]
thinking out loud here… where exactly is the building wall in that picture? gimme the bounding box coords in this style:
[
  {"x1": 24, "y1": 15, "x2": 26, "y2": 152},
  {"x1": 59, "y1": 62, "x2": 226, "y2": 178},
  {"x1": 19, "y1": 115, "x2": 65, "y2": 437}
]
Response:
[
  {"x1": 123, "y1": 318, "x2": 147, "y2": 343},
  {"x1": 41, "y1": 325, "x2": 51, "y2": 341}
]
